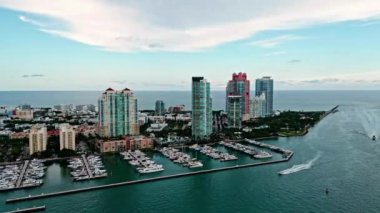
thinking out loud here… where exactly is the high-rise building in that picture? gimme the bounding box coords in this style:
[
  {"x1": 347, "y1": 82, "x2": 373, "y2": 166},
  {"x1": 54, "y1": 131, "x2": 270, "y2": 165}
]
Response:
[
  {"x1": 226, "y1": 72, "x2": 250, "y2": 121},
  {"x1": 192, "y1": 77, "x2": 212, "y2": 138},
  {"x1": 251, "y1": 93, "x2": 267, "y2": 118},
  {"x1": 59, "y1": 124, "x2": 76, "y2": 151},
  {"x1": 155, "y1": 100, "x2": 166, "y2": 115},
  {"x1": 227, "y1": 95, "x2": 242, "y2": 128},
  {"x1": 29, "y1": 125, "x2": 47, "y2": 155},
  {"x1": 255, "y1": 76, "x2": 274, "y2": 116},
  {"x1": 98, "y1": 88, "x2": 139, "y2": 138}
]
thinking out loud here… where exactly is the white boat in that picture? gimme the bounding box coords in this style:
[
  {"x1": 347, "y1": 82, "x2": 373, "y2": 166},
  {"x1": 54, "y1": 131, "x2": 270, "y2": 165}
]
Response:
[
  {"x1": 254, "y1": 151, "x2": 272, "y2": 159},
  {"x1": 129, "y1": 160, "x2": 140, "y2": 166},
  {"x1": 188, "y1": 161, "x2": 203, "y2": 168},
  {"x1": 138, "y1": 167, "x2": 164, "y2": 174}
]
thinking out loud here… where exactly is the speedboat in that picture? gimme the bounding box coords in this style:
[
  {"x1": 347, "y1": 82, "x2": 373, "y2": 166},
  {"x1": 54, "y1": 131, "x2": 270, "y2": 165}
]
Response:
[{"x1": 138, "y1": 166, "x2": 164, "y2": 174}]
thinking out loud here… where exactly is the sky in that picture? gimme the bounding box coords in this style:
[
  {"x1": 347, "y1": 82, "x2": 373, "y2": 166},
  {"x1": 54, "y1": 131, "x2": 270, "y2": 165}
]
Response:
[{"x1": 1, "y1": 0, "x2": 380, "y2": 91}]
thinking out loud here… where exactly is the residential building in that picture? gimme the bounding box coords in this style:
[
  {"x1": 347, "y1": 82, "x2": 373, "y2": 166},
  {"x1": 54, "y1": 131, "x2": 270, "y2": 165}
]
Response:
[
  {"x1": 227, "y1": 95, "x2": 242, "y2": 128},
  {"x1": 155, "y1": 100, "x2": 166, "y2": 115},
  {"x1": 97, "y1": 136, "x2": 154, "y2": 153},
  {"x1": 251, "y1": 93, "x2": 267, "y2": 118},
  {"x1": 12, "y1": 108, "x2": 33, "y2": 121},
  {"x1": 59, "y1": 124, "x2": 76, "y2": 151},
  {"x1": 226, "y1": 72, "x2": 250, "y2": 120},
  {"x1": 255, "y1": 76, "x2": 274, "y2": 116},
  {"x1": 98, "y1": 88, "x2": 139, "y2": 138},
  {"x1": 192, "y1": 77, "x2": 212, "y2": 138},
  {"x1": 29, "y1": 125, "x2": 47, "y2": 155},
  {"x1": 168, "y1": 105, "x2": 185, "y2": 113}
]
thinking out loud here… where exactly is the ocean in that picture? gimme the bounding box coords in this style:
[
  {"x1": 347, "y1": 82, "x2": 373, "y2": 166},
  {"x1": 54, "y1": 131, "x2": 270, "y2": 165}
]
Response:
[
  {"x1": 1, "y1": 90, "x2": 380, "y2": 213},
  {"x1": 1, "y1": 90, "x2": 380, "y2": 111}
]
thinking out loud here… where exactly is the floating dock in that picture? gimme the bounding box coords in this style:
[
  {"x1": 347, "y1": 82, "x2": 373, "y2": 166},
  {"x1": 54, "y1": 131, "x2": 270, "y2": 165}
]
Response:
[
  {"x1": 81, "y1": 155, "x2": 93, "y2": 179},
  {"x1": 15, "y1": 160, "x2": 30, "y2": 188},
  {"x1": 5, "y1": 151, "x2": 294, "y2": 204}
]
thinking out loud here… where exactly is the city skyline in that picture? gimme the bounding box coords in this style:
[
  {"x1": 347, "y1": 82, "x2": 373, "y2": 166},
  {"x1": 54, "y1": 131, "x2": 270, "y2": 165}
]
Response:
[{"x1": 0, "y1": 1, "x2": 380, "y2": 91}]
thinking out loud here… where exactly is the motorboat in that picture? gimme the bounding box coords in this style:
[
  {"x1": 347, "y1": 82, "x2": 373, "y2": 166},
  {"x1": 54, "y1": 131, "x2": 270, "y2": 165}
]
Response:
[
  {"x1": 373, "y1": 135, "x2": 376, "y2": 141},
  {"x1": 254, "y1": 151, "x2": 273, "y2": 159},
  {"x1": 138, "y1": 166, "x2": 164, "y2": 174}
]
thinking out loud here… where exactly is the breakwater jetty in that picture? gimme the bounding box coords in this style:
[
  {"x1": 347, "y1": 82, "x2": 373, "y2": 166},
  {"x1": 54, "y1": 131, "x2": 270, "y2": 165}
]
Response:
[
  {"x1": 6, "y1": 151, "x2": 294, "y2": 204},
  {"x1": 5, "y1": 206, "x2": 46, "y2": 213}
]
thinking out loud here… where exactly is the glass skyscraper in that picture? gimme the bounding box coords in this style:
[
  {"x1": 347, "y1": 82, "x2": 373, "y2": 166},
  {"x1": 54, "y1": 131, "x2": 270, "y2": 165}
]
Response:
[
  {"x1": 192, "y1": 77, "x2": 212, "y2": 138},
  {"x1": 255, "y1": 77, "x2": 274, "y2": 116},
  {"x1": 98, "y1": 88, "x2": 139, "y2": 138},
  {"x1": 155, "y1": 100, "x2": 165, "y2": 115},
  {"x1": 226, "y1": 72, "x2": 250, "y2": 120}
]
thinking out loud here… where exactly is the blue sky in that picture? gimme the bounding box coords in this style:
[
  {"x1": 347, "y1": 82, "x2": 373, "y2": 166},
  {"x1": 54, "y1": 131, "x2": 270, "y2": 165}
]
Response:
[{"x1": 1, "y1": 0, "x2": 380, "y2": 91}]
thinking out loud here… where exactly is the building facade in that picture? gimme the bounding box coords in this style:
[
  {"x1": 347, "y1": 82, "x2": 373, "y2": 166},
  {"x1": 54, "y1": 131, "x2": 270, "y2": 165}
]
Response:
[
  {"x1": 251, "y1": 93, "x2": 267, "y2": 118},
  {"x1": 192, "y1": 77, "x2": 212, "y2": 138},
  {"x1": 98, "y1": 88, "x2": 139, "y2": 138},
  {"x1": 155, "y1": 100, "x2": 166, "y2": 115},
  {"x1": 226, "y1": 72, "x2": 250, "y2": 120},
  {"x1": 97, "y1": 136, "x2": 154, "y2": 153},
  {"x1": 29, "y1": 125, "x2": 47, "y2": 155},
  {"x1": 255, "y1": 77, "x2": 274, "y2": 116},
  {"x1": 12, "y1": 109, "x2": 33, "y2": 121},
  {"x1": 59, "y1": 124, "x2": 76, "y2": 151},
  {"x1": 227, "y1": 95, "x2": 242, "y2": 128}
]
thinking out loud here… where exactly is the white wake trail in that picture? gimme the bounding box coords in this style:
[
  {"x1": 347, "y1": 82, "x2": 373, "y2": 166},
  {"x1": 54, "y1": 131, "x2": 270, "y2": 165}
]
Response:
[{"x1": 278, "y1": 153, "x2": 321, "y2": 175}]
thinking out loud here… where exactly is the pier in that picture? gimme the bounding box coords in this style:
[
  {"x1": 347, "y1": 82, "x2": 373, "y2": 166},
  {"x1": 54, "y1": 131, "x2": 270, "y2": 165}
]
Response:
[
  {"x1": 15, "y1": 160, "x2": 30, "y2": 188},
  {"x1": 244, "y1": 139, "x2": 293, "y2": 157},
  {"x1": 5, "y1": 151, "x2": 294, "y2": 204},
  {"x1": 81, "y1": 155, "x2": 93, "y2": 178},
  {"x1": 128, "y1": 151, "x2": 150, "y2": 168},
  {"x1": 5, "y1": 206, "x2": 46, "y2": 213}
]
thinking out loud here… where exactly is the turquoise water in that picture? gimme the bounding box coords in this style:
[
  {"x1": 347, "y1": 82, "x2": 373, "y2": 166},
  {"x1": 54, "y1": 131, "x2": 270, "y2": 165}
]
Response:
[{"x1": 1, "y1": 91, "x2": 380, "y2": 212}]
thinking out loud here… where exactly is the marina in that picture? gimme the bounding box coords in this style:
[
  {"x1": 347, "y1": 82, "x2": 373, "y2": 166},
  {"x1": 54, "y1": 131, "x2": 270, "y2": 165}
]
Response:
[
  {"x1": 121, "y1": 150, "x2": 164, "y2": 174},
  {"x1": 5, "y1": 150, "x2": 294, "y2": 204},
  {"x1": 0, "y1": 159, "x2": 45, "y2": 191},
  {"x1": 189, "y1": 144, "x2": 238, "y2": 161},
  {"x1": 158, "y1": 147, "x2": 203, "y2": 168},
  {"x1": 220, "y1": 141, "x2": 273, "y2": 159},
  {"x1": 68, "y1": 155, "x2": 107, "y2": 181}
]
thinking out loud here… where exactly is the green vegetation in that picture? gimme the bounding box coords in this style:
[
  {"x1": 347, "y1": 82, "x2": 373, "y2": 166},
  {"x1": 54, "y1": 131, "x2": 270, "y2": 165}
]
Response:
[
  {"x1": 241, "y1": 111, "x2": 325, "y2": 139},
  {"x1": 0, "y1": 136, "x2": 28, "y2": 162}
]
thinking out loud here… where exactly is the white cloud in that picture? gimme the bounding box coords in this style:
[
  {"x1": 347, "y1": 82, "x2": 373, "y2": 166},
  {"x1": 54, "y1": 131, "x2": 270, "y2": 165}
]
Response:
[
  {"x1": 1, "y1": 0, "x2": 380, "y2": 52},
  {"x1": 250, "y1": 35, "x2": 305, "y2": 48},
  {"x1": 19, "y1": 15, "x2": 46, "y2": 27}
]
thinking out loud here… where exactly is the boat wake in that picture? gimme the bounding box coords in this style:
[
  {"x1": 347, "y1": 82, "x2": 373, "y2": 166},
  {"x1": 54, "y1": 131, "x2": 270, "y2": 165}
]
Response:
[
  {"x1": 355, "y1": 108, "x2": 380, "y2": 140},
  {"x1": 278, "y1": 153, "x2": 321, "y2": 176}
]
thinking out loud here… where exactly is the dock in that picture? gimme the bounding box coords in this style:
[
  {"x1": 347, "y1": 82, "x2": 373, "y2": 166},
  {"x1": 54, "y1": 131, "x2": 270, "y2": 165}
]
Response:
[
  {"x1": 244, "y1": 139, "x2": 293, "y2": 157},
  {"x1": 81, "y1": 155, "x2": 93, "y2": 178},
  {"x1": 5, "y1": 151, "x2": 294, "y2": 204},
  {"x1": 5, "y1": 206, "x2": 46, "y2": 213},
  {"x1": 15, "y1": 160, "x2": 30, "y2": 188}
]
